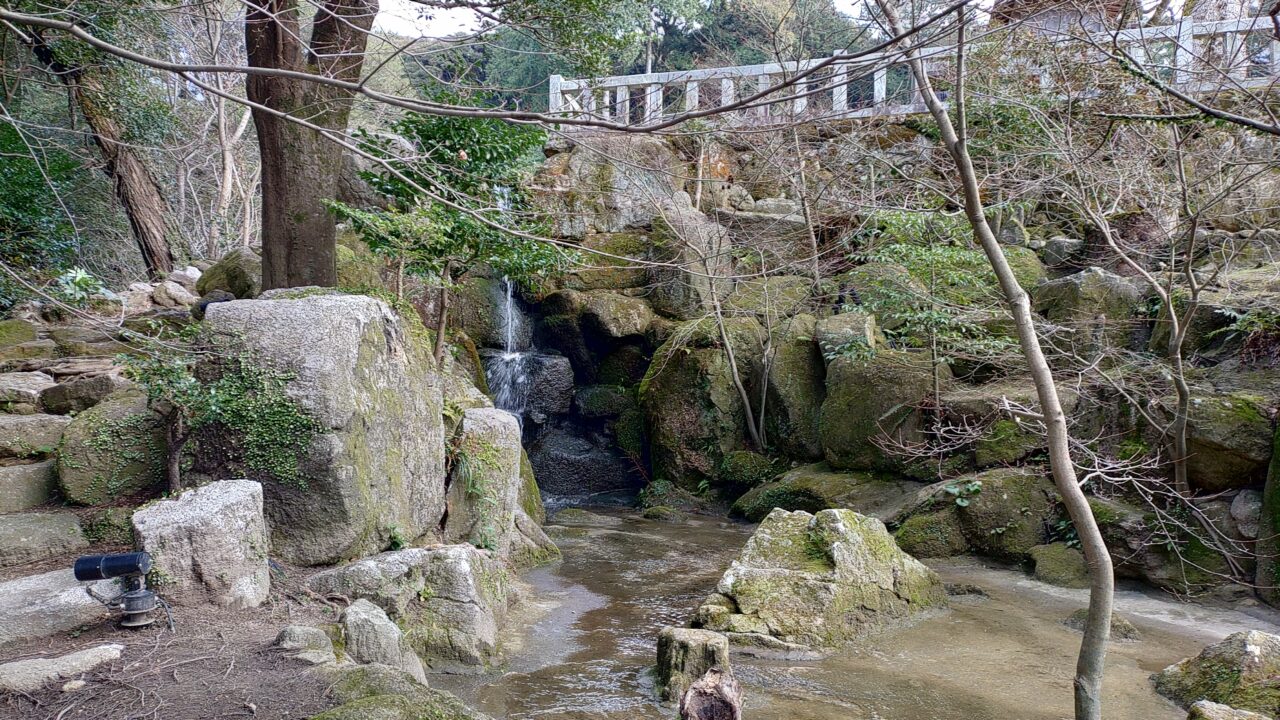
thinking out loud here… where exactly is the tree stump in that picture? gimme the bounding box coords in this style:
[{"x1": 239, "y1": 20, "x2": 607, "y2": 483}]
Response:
[{"x1": 679, "y1": 667, "x2": 743, "y2": 720}]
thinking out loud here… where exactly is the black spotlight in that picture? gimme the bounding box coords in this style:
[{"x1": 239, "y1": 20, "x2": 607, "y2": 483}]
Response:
[{"x1": 74, "y1": 552, "x2": 160, "y2": 629}]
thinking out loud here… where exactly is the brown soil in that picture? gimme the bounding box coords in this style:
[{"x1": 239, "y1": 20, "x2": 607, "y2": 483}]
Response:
[{"x1": 1, "y1": 557, "x2": 343, "y2": 720}]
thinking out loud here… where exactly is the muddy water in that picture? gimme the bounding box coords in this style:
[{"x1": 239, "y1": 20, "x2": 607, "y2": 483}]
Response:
[{"x1": 433, "y1": 509, "x2": 1280, "y2": 720}]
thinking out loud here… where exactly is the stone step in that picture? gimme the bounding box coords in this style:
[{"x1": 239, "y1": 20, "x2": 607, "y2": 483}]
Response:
[
  {"x1": 0, "y1": 414, "x2": 71, "y2": 458},
  {"x1": 0, "y1": 460, "x2": 57, "y2": 513},
  {"x1": 0, "y1": 512, "x2": 87, "y2": 568},
  {"x1": 0, "y1": 569, "x2": 121, "y2": 647},
  {"x1": 0, "y1": 372, "x2": 56, "y2": 405}
]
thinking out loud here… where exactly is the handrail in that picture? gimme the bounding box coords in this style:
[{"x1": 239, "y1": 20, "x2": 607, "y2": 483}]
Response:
[{"x1": 548, "y1": 15, "x2": 1280, "y2": 125}]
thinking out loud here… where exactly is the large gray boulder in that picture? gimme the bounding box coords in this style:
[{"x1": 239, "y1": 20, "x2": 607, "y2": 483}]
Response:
[
  {"x1": 307, "y1": 545, "x2": 513, "y2": 671},
  {"x1": 1033, "y1": 267, "x2": 1144, "y2": 354},
  {"x1": 0, "y1": 512, "x2": 87, "y2": 567},
  {"x1": 444, "y1": 408, "x2": 523, "y2": 554},
  {"x1": 0, "y1": 414, "x2": 70, "y2": 458},
  {"x1": 55, "y1": 388, "x2": 165, "y2": 506},
  {"x1": 0, "y1": 570, "x2": 121, "y2": 646},
  {"x1": 819, "y1": 350, "x2": 946, "y2": 473},
  {"x1": 201, "y1": 295, "x2": 446, "y2": 566},
  {"x1": 647, "y1": 203, "x2": 733, "y2": 320},
  {"x1": 340, "y1": 599, "x2": 426, "y2": 683},
  {"x1": 275, "y1": 625, "x2": 337, "y2": 665},
  {"x1": 531, "y1": 134, "x2": 687, "y2": 239},
  {"x1": 760, "y1": 315, "x2": 826, "y2": 461},
  {"x1": 0, "y1": 644, "x2": 123, "y2": 692},
  {"x1": 0, "y1": 372, "x2": 56, "y2": 404},
  {"x1": 1187, "y1": 701, "x2": 1272, "y2": 720},
  {"x1": 132, "y1": 479, "x2": 270, "y2": 608},
  {"x1": 0, "y1": 459, "x2": 57, "y2": 512},
  {"x1": 641, "y1": 317, "x2": 766, "y2": 490},
  {"x1": 694, "y1": 509, "x2": 945, "y2": 648},
  {"x1": 656, "y1": 627, "x2": 730, "y2": 703}
]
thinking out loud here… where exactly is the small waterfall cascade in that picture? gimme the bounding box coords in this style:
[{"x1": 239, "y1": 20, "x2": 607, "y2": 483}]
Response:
[{"x1": 483, "y1": 278, "x2": 533, "y2": 422}]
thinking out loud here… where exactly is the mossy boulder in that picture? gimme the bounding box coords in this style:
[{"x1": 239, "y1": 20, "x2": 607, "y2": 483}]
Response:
[
  {"x1": 642, "y1": 505, "x2": 688, "y2": 522},
  {"x1": 1063, "y1": 609, "x2": 1141, "y2": 641},
  {"x1": 83, "y1": 506, "x2": 135, "y2": 545},
  {"x1": 336, "y1": 233, "x2": 384, "y2": 289},
  {"x1": 1032, "y1": 267, "x2": 1144, "y2": 354},
  {"x1": 574, "y1": 385, "x2": 633, "y2": 419},
  {"x1": 719, "y1": 450, "x2": 778, "y2": 493},
  {"x1": 579, "y1": 291, "x2": 654, "y2": 339},
  {"x1": 645, "y1": 205, "x2": 732, "y2": 320},
  {"x1": 731, "y1": 462, "x2": 918, "y2": 523},
  {"x1": 1092, "y1": 496, "x2": 1233, "y2": 594},
  {"x1": 517, "y1": 449, "x2": 544, "y2": 525},
  {"x1": 893, "y1": 509, "x2": 967, "y2": 558},
  {"x1": 640, "y1": 317, "x2": 766, "y2": 490},
  {"x1": 835, "y1": 263, "x2": 926, "y2": 331},
  {"x1": 450, "y1": 276, "x2": 530, "y2": 350},
  {"x1": 196, "y1": 247, "x2": 261, "y2": 299},
  {"x1": 951, "y1": 468, "x2": 1054, "y2": 562},
  {"x1": 819, "y1": 350, "x2": 947, "y2": 472},
  {"x1": 1182, "y1": 390, "x2": 1274, "y2": 492},
  {"x1": 1253, "y1": 425, "x2": 1280, "y2": 606},
  {"x1": 814, "y1": 311, "x2": 885, "y2": 359},
  {"x1": 443, "y1": 408, "x2": 523, "y2": 555},
  {"x1": 1030, "y1": 543, "x2": 1089, "y2": 588},
  {"x1": 55, "y1": 388, "x2": 164, "y2": 506},
  {"x1": 725, "y1": 275, "x2": 813, "y2": 323},
  {"x1": 762, "y1": 315, "x2": 826, "y2": 460},
  {"x1": 199, "y1": 295, "x2": 446, "y2": 566},
  {"x1": 939, "y1": 379, "x2": 1079, "y2": 468},
  {"x1": 312, "y1": 663, "x2": 493, "y2": 720},
  {"x1": 1154, "y1": 631, "x2": 1280, "y2": 715},
  {"x1": 563, "y1": 232, "x2": 652, "y2": 290},
  {"x1": 0, "y1": 319, "x2": 37, "y2": 348},
  {"x1": 694, "y1": 508, "x2": 946, "y2": 648}
]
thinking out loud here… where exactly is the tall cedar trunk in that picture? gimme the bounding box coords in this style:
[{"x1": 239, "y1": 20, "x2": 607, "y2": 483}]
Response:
[
  {"x1": 245, "y1": 0, "x2": 376, "y2": 290},
  {"x1": 26, "y1": 43, "x2": 175, "y2": 277},
  {"x1": 874, "y1": 3, "x2": 1115, "y2": 718}
]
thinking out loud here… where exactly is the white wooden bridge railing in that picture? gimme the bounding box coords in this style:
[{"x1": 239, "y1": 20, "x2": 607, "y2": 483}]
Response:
[{"x1": 548, "y1": 16, "x2": 1280, "y2": 126}]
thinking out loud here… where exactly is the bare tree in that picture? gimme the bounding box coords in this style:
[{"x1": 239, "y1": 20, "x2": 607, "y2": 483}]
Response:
[{"x1": 872, "y1": 3, "x2": 1115, "y2": 718}]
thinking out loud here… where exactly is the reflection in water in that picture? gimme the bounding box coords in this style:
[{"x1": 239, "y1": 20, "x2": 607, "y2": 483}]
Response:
[{"x1": 433, "y1": 510, "x2": 1280, "y2": 720}]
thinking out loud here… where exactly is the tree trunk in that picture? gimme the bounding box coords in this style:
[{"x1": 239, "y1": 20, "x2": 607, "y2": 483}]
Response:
[
  {"x1": 434, "y1": 284, "x2": 450, "y2": 365},
  {"x1": 25, "y1": 42, "x2": 175, "y2": 277},
  {"x1": 874, "y1": 4, "x2": 1115, "y2": 718},
  {"x1": 245, "y1": 0, "x2": 376, "y2": 290}
]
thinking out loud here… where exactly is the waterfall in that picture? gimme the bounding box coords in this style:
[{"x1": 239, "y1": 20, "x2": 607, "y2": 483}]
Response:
[{"x1": 484, "y1": 278, "x2": 532, "y2": 424}]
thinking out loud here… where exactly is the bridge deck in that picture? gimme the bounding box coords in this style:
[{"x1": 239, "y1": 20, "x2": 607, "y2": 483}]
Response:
[{"x1": 549, "y1": 16, "x2": 1280, "y2": 127}]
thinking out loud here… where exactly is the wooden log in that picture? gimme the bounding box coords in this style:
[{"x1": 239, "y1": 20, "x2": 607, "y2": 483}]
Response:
[{"x1": 678, "y1": 668, "x2": 742, "y2": 720}]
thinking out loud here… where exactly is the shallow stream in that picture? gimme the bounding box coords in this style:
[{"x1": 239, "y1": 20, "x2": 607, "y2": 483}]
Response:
[{"x1": 434, "y1": 509, "x2": 1280, "y2": 720}]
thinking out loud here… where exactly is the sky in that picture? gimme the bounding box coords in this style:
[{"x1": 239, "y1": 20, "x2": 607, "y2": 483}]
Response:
[{"x1": 373, "y1": 0, "x2": 866, "y2": 39}]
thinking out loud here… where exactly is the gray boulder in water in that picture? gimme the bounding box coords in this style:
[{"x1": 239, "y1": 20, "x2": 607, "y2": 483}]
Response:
[
  {"x1": 694, "y1": 508, "x2": 945, "y2": 649},
  {"x1": 656, "y1": 627, "x2": 730, "y2": 703}
]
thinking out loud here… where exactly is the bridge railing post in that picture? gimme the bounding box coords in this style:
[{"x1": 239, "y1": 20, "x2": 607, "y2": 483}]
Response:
[
  {"x1": 686, "y1": 80, "x2": 700, "y2": 112},
  {"x1": 832, "y1": 51, "x2": 848, "y2": 115},
  {"x1": 757, "y1": 73, "x2": 772, "y2": 118},
  {"x1": 873, "y1": 67, "x2": 887, "y2": 107},
  {"x1": 645, "y1": 83, "x2": 662, "y2": 124},
  {"x1": 549, "y1": 74, "x2": 564, "y2": 115},
  {"x1": 1175, "y1": 18, "x2": 1194, "y2": 84},
  {"x1": 617, "y1": 85, "x2": 630, "y2": 124}
]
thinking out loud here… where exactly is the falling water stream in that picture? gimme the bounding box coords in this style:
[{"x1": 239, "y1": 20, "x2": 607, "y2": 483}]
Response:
[
  {"x1": 433, "y1": 508, "x2": 1280, "y2": 720},
  {"x1": 484, "y1": 278, "x2": 533, "y2": 422}
]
